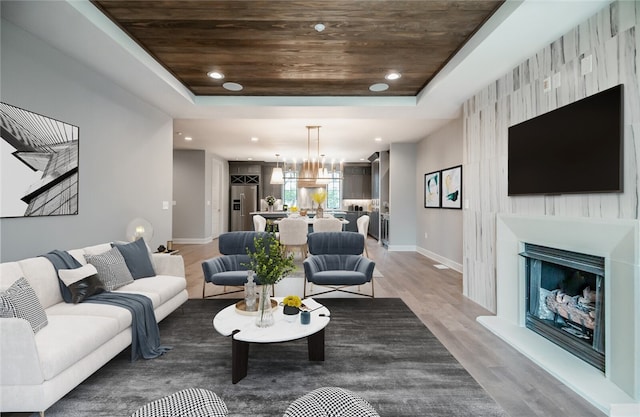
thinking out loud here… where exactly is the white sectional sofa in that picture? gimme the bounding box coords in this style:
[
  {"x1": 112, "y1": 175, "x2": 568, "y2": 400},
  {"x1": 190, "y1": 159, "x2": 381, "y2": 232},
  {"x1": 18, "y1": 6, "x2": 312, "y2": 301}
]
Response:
[{"x1": 0, "y1": 242, "x2": 188, "y2": 415}]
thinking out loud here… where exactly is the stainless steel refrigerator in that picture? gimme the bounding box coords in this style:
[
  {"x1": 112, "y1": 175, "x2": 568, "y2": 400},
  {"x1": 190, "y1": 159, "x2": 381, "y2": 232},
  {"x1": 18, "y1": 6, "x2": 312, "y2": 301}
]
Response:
[{"x1": 230, "y1": 184, "x2": 258, "y2": 231}]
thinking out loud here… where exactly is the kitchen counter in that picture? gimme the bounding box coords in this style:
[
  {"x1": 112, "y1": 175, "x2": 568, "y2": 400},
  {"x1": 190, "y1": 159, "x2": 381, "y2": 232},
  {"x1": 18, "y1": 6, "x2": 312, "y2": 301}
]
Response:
[{"x1": 250, "y1": 211, "x2": 346, "y2": 219}]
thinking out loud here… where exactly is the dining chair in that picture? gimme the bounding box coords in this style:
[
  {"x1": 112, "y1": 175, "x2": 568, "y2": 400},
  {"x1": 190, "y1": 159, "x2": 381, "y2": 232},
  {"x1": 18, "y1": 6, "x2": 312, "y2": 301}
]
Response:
[
  {"x1": 253, "y1": 214, "x2": 267, "y2": 231},
  {"x1": 356, "y1": 215, "x2": 370, "y2": 257},
  {"x1": 277, "y1": 217, "x2": 308, "y2": 259},
  {"x1": 313, "y1": 217, "x2": 343, "y2": 232}
]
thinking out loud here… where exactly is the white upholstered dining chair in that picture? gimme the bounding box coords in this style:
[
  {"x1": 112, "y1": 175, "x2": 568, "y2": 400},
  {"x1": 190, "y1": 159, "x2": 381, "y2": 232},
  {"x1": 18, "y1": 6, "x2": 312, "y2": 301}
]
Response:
[
  {"x1": 312, "y1": 217, "x2": 343, "y2": 232},
  {"x1": 357, "y1": 215, "x2": 370, "y2": 257},
  {"x1": 277, "y1": 217, "x2": 308, "y2": 259}
]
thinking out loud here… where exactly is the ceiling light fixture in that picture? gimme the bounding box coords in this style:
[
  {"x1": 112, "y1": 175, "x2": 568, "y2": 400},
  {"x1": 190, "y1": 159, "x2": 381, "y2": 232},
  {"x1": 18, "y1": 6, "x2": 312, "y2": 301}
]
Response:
[
  {"x1": 222, "y1": 82, "x2": 243, "y2": 91},
  {"x1": 185, "y1": 136, "x2": 193, "y2": 141},
  {"x1": 314, "y1": 23, "x2": 326, "y2": 32},
  {"x1": 290, "y1": 126, "x2": 341, "y2": 186},
  {"x1": 385, "y1": 72, "x2": 401, "y2": 80},
  {"x1": 375, "y1": 137, "x2": 382, "y2": 142},
  {"x1": 251, "y1": 137, "x2": 259, "y2": 142},
  {"x1": 207, "y1": 71, "x2": 224, "y2": 80},
  {"x1": 369, "y1": 83, "x2": 389, "y2": 92},
  {"x1": 270, "y1": 154, "x2": 284, "y2": 184}
]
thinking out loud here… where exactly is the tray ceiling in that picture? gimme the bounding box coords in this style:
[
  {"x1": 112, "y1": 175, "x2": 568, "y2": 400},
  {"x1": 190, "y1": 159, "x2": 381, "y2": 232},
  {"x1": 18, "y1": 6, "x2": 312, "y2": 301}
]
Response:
[{"x1": 92, "y1": 0, "x2": 503, "y2": 97}]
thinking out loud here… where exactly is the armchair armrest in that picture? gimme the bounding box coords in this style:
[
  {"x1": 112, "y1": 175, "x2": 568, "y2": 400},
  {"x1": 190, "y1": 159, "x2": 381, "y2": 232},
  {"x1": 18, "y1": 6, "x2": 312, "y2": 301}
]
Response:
[
  {"x1": 0, "y1": 318, "x2": 45, "y2": 385},
  {"x1": 354, "y1": 257, "x2": 376, "y2": 281},
  {"x1": 152, "y1": 253, "x2": 185, "y2": 277}
]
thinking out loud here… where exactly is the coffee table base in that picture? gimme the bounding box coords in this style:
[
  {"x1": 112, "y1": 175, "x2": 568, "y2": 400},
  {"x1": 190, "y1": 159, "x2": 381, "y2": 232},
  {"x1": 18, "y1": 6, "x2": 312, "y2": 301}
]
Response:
[{"x1": 231, "y1": 328, "x2": 325, "y2": 384}]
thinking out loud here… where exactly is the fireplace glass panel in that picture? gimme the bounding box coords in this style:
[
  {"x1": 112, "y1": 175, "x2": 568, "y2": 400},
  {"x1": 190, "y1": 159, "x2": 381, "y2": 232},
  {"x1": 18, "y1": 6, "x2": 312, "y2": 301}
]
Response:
[{"x1": 522, "y1": 244, "x2": 604, "y2": 372}]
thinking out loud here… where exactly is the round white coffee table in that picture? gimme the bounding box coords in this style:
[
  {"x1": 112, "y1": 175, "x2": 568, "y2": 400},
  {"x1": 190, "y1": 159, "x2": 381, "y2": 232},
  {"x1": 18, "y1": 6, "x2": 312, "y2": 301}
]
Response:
[{"x1": 213, "y1": 297, "x2": 330, "y2": 383}]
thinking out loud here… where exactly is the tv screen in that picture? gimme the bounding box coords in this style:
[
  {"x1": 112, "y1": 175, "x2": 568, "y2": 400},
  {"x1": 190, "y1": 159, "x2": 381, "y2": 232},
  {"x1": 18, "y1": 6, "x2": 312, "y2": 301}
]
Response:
[{"x1": 508, "y1": 84, "x2": 623, "y2": 196}]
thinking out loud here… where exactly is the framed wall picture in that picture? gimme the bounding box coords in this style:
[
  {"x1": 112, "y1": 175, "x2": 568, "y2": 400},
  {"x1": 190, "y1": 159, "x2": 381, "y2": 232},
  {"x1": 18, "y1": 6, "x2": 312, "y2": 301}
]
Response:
[
  {"x1": 441, "y1": 165, "x2": 462, "y2": 209},
  {"x1": 424, "y1": 171, "x2": 441, "y2": 208},
  {"x1": 1, "y1": 102, "x2": 79, "y2": 218}
]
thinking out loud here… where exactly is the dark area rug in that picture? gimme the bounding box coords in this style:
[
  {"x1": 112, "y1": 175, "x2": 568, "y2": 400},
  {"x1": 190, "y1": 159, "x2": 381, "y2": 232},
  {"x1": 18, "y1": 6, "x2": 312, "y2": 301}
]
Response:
[{"x1": 40, "y1": 298, "x2": 507, "y2": 417}]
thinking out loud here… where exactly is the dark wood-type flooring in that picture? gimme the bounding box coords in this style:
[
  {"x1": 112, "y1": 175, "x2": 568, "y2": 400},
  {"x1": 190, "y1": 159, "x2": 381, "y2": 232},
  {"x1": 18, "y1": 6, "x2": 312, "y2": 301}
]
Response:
[{"x1": 181, "y1": 237, "x2": 605, "y2": 417}]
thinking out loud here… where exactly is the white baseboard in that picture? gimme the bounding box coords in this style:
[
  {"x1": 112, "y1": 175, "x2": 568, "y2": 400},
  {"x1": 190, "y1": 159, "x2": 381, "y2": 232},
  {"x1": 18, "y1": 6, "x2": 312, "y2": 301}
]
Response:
[
  {"x1": 387, "y1": 244, "x2": 416, "y2": 252},
  {"x1": 172, "y1": 237, "x2": 213, "y2": 245},
  {"x1": 416, "y1": 247, "x2": 463, "y2": 273}
]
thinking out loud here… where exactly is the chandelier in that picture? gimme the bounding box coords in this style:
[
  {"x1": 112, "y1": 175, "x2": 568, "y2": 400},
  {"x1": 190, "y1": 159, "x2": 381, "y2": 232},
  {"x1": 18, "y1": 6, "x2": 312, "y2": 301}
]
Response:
[{"x1": 270, "y1": 126, "x2": 342, "y2": 186}]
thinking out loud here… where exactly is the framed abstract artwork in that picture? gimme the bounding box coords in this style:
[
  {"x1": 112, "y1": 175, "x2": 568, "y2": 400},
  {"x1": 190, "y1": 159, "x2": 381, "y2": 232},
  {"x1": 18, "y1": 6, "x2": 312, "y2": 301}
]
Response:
[
  {"x1": 424, "y1": 171, "x2": 441, "y2": 208},
  {"x1": 441, "y1": 165, "x2": 462, "y2": 209},
  {"x1": 1, "y1": 102, "x2": 79, "y2": 218}
]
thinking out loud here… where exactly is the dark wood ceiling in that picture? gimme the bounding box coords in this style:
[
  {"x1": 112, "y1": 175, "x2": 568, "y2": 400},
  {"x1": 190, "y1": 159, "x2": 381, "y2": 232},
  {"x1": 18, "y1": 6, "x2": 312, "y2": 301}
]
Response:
[{"x1": 92, "y1": 0, "x2": 503, "y2": 97}]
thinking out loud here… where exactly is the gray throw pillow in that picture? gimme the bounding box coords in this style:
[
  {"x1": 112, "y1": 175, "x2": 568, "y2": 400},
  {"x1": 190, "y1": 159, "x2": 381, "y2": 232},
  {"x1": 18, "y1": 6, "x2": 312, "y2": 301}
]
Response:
[
  {"x1": 0, "y1": 277, "x2": 48, "y2": 333},
  {"x1": 111, "y1": 238, "x2": 156, "y2": 279},
  {"x1": 58, "y1": 264, "x2": 106, "y2": 303},
  {"x1": 85, "y1": 247, "x2": 134, "y2": 291}
]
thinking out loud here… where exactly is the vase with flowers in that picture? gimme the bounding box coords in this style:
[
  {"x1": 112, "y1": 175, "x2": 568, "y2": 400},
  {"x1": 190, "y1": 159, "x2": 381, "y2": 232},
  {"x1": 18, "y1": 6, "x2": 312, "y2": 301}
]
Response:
[
  {"x1": 311, "y1": 189, "x2": 327, "y2": 218},
  {"x1": 243, "y1": 233, "x2": 295, "y2": 327},
  {"x1": 282, "y1": 295, "x2": 302, "y2": 322},
  {"x1": 265, "y1": 195, "x2": 276, "y2": 212}
]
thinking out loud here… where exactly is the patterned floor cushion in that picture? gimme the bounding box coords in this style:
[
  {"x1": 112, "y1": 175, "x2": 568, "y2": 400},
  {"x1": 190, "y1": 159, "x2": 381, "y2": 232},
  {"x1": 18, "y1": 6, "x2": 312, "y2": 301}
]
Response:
[
  {"x1": 130, "y1": 388, "x2": 228, "y2": 417},
  {"x1": 283, "y1": 386, "x2": 379, "y2": 417}
]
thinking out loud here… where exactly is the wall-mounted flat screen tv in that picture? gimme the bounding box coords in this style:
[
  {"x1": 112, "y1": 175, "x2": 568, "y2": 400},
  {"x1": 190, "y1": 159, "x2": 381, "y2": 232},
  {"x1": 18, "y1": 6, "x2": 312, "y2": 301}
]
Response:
[{"x1": 508, "y1": 84, "x2": 623, "y2": 196}]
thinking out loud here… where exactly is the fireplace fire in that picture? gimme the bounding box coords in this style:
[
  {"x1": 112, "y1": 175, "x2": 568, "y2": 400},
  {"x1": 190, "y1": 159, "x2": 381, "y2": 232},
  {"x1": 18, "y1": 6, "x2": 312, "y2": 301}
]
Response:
[{"x1": 521, "y1": 243, "x2": 604, "y2": 371}]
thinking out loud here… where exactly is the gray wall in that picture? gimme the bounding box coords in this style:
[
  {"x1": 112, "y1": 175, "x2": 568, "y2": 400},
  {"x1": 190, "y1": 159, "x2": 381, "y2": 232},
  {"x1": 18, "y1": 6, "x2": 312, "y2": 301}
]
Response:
[
  {"x1": 0, "y1": 19, "x2": 173, "y2": 261},
  {"x1": 416, "y1": 118, "x2": 463, "y2": 270},
  {"x1": 173, "y1": 150, "x2": 208, "y2": 242},
  {"x1": 388, "y1": 142, "x2": 417, "y2": 250},
  {"x1": 463, "y1": 1, "x2": 640, "y2": 312}
]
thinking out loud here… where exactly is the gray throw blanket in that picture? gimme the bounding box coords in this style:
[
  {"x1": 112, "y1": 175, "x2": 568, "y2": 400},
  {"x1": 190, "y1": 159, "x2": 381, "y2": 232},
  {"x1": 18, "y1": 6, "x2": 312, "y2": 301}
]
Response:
[{"x1": 41, "y1": 250, "x2": 171, "y2": 361}]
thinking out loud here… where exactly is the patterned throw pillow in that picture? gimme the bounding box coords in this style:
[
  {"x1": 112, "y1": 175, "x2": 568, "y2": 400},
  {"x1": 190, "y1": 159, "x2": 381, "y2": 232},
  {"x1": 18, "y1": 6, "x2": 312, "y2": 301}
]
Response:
[
  {"x1": 129, "y1": 388, "x2": 228, "y2": 417},
  {"x1": 58, "y1": 264, "x2": 106, "y2": 303},
  {"x1": 85, "y1": 247, "x2": 134, "y2": 291},
  {"x1": 0, "y1": 277, "x2": 48, "y2": 333}
]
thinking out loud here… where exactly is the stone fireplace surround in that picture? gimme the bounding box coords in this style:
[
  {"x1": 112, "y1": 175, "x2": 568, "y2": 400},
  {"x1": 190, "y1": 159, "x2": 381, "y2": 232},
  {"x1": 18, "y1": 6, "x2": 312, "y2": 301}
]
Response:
[{"x1": 477, "y1": 214, "x2": 639, "y2": 417}]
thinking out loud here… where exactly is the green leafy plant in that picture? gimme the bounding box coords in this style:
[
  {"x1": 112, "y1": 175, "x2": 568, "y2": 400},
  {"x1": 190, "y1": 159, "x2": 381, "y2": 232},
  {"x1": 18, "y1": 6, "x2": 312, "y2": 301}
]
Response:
[{"x1": 243, "y1": 234, "x2": 295, "y2": 285}]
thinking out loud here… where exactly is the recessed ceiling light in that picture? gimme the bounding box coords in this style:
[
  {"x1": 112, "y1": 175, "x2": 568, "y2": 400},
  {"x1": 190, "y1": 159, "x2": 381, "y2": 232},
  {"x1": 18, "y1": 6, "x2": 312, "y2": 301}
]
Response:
[
  {"x1": 207, "y1": 71, "x2": 224, "y2": 80},
  {"x1": 247, "y1": 157, "x2": 253, "y2": 161},
  {"x1": 251, "y1": 137, "x2": 259, "y2": 142},
  {"x1": 314, "y1": 23, "x2": 326, "y2": 32},
  {"x1": 375, "y1": 137, "x2": 382, "y2": 142},
  {"x1": 223, "y1": 82, "x2": 243, "y2": 91},
  {"x1": 369, "y1": 83, "x2": 389, "y2": 92},
  {"x1": 385, "y1": 72, "x2": 401, "y2": 81},
  {"x1": 184, "y1": 136, "x2": 193, "y2": 141}
]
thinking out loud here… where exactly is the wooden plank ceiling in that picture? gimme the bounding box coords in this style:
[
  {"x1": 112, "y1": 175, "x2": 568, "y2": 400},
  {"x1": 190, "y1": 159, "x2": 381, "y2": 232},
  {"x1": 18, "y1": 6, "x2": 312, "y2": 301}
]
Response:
[{"x1": 92, "y1": 0, "x2": 503, "y2": 97}]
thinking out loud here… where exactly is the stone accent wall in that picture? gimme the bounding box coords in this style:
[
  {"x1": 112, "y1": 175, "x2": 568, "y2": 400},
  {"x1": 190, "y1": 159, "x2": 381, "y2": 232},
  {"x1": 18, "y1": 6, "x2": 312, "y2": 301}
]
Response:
[{"x1": 463, "y1": 1, "x2": 640, "y2": 312}]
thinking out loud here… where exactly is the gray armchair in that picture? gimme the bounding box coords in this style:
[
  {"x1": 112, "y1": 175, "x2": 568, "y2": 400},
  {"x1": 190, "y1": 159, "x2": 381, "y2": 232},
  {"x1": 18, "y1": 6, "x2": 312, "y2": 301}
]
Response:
[
  {"x1": 302, "y1": 232, "x2": 376, "y2": 298},
  {"x1": 202, "y1": 231, "x2": 269, "y2": 298}
]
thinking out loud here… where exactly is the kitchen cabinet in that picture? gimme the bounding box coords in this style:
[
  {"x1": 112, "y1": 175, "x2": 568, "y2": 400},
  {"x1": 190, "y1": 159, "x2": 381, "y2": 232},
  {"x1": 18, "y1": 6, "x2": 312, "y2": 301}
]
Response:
[
  {"x1": 342, "y1": 165, "x2": 371, "y2": 199},
  {"x1": 369, "y1": 210, "x2": 379, "y2": 240},
  {"x1": 261, "y1": 165, "x2": 282, "y2": 200},
  {"x1": 229, "y1": 163, "x2": 261, "y2": 175}
]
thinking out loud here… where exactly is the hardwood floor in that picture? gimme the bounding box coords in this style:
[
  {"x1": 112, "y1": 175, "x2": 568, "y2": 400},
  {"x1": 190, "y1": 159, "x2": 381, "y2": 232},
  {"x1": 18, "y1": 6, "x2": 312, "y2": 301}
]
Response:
[{"x1": 182, "y1": 237, "x2": 606, "y2": 417}]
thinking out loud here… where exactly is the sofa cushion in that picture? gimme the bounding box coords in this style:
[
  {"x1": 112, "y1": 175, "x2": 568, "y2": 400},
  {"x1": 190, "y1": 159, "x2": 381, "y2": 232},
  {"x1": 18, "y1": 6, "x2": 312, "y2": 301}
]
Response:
[
  {"x1": 0, "y1": 277, "x2": 48, "y2": 333},
  {"x1": 112, "y1": 239, "x2": 156, "y2": 279},
  {"x1": 46, "y1": 301, "x2": 134, "y2": 333},
  {"x1": 117, "y1": 275, "x2": 186, "y2": 305},
  {"x1": 58, "y1": 264, "x2": 106, "y2": 303},
  {"x1": 35, "y1": 314, "x2": 120, "y2": 380},
  {"x1": 16, "y1": 257, "x2": 63, "y2": 309},
  {"x1": 85, "y1": 247, "x2": 134, "y2": 291}
]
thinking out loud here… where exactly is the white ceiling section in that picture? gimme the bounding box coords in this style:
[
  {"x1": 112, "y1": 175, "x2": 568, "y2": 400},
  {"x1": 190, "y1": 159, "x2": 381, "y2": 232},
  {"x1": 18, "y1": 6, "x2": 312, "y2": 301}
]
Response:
[{"x1": 1, "y1": 0, "x2": 612, "y2": 163}]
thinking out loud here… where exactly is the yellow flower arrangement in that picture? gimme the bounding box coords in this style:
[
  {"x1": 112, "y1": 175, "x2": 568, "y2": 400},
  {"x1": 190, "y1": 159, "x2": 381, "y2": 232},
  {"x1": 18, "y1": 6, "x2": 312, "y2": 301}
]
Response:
[
  {"x1": 282, "y1": 295, "x2": 302, "y2": 308},
  {"x1": 311, "y1": 189, "x2": 327, "y2": 205},
  {"x1": 290, "y1": 205, "x2": 298, "y2": 212}
]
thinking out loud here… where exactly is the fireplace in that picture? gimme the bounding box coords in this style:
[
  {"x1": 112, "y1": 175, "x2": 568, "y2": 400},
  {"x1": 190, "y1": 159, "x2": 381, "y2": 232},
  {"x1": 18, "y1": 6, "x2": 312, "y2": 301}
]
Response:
[
  {"x1": 521, "y1": 243, "x2": 604, "y2": 371},
  {"x1": 477, "y1": 214, "x2": 640, "y2": 416}
]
